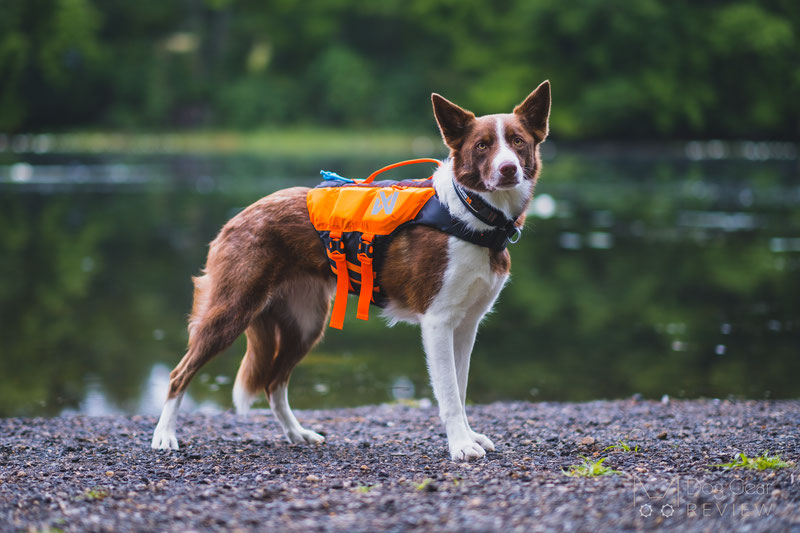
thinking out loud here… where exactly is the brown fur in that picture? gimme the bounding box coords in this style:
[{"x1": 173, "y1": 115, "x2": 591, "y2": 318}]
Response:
[
  {"x1": 167, "y1": 188, "x2": 334, "y2": 400},
  {"x1": 165, "y1": 187, "x2": 450, "y2": 402},
  {"x1": 234, "y1": 312, "x2": 279, "y2": 397},
  {"x1": 432, "y1": 81, "x2": 550, "y2": 207},
  {"x1": 450, "y1": 114, "x2": 539, "y2": 194},
  {"x1": 489, "y1": 249, "x2": 511, "y2": 275},
  {"x1": 380, "y1": 226, "x2": 449, "y2": 314}
]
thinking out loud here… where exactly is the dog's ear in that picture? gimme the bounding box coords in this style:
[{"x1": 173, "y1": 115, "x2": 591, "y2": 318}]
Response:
[
  {"x1": 513, "y1": 80, "x2": 551, "y2": 142},
  {"x1": 431, "y1": 93, "x2": 476, "y2": 150}
]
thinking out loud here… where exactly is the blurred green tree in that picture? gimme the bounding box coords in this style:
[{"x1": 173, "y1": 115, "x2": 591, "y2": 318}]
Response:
[{"x1": 0, "y1": 0, "x2": 798, "y2": 138}]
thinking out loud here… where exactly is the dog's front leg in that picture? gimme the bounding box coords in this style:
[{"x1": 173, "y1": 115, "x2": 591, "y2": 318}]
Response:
[
  {"x1": 453, "y1": 314, "x2": 495, "y2": 452},
  {"x1": 421, "y1": 316, "x2": 486, "y2": 461}
]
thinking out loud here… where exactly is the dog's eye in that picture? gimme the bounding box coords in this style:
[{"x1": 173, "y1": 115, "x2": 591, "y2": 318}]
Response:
[
  {"x1": 513, "y1": 137, "x2": 525, "y2": 147},
  {"x1": 476, "y1": 142, "x2": 488, "y2": 151}
]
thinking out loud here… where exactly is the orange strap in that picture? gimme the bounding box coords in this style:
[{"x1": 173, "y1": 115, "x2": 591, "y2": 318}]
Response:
[
  {"x1": 328, "y1": 232, "x2": 349, "y2": 329},
  {"x1": 356, "y1": 234, "x2": 375, "y2": 320},
  {"x1": 361, "y1": 158, "x2": 442, "y2": 184}
]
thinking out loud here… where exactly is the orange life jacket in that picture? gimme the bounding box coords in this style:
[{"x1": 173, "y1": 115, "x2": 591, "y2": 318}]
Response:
[{"x1": 307, "y1": 159, "x2": 519, "y2": 329}]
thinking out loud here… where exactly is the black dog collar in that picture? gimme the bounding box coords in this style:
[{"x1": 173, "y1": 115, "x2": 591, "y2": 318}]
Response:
[{"x1": 452, "y1": 179, "x2": 521, "y2": 244}]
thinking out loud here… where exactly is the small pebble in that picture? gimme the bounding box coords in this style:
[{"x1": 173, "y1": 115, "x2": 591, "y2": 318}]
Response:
[
  {"x1": 656, "y1": 431, "x2": 668, "y2": 440},
  {"x1": 306, "y1": 474, "x2": 320, "y2": 482}
]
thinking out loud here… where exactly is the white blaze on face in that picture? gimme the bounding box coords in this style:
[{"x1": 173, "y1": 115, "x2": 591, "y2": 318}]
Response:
[{"x1": 491, "y1": 117, "x2": 522, "y2": 186}]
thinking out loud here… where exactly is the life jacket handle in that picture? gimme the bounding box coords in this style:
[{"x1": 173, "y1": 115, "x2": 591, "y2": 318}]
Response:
[{"x1": 360, "y1": 158, "x2": 443, "y2": 184}]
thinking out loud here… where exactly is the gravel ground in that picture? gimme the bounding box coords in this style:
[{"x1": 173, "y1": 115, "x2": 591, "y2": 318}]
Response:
[{"x1": 1, "y1": 399, "x2": 798, "y2": 532}]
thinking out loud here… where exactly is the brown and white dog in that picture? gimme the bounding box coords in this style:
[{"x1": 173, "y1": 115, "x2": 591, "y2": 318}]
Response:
[{"x1": 152, "y1": 81, "x2": 551, "y2": 461}]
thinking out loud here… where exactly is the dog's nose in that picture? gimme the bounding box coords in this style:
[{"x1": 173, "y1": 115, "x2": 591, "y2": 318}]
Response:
[{"x1": 499, "y1": 163, "x2": 517, "y2": 177}]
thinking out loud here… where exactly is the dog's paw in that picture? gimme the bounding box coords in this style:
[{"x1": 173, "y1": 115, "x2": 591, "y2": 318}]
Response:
[
  {"x1": 287, "y1": 428, "x2": 325, "y2": 445},
  {"x1": 469, "y1": 431, "x2": 495, "y2": 452},
  {"x1": 449, "y1": 440, "x2": 486, "y2": 461},
  {"x1": 151, "y1": 427, "x2": 179, "y2": 450}
]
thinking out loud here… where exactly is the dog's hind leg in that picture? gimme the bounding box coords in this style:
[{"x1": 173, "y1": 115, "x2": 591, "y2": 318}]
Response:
[
  {"x1": 233, "y1": 313, "x2": 278, "y2": 415},
  {"x1": 152, "y1": 273, "x2": 269, "y2": 450},
  {"x1": 265, "y1": 279, "x2": 332, "y2": 444}
]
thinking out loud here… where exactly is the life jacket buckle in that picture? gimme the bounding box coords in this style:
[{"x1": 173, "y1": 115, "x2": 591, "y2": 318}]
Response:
[
  {"x1": 357, "y1": 235, "x2": 374, "y2": 259},
  {"x1": 327, "y1": 233, "x2": 345, "y2": 254}
]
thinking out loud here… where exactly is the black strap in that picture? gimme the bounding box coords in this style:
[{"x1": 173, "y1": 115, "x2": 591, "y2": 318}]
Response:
[
  {"x1": 451, "y1": 180, "x2": 519, "y2": 246},
  {"x1": 411, "y1": 194, "x2": 519, "y2": 251}
]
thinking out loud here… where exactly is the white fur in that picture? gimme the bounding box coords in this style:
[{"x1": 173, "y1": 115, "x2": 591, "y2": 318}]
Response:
[
  {"x1": 454, "y1": 293, "x2": 500, "y2": 452},
  {"x1": 269, "y1": 382, "x2": 325, "y2": 444},
  {"x1": 492, "y1": 117, "x2": 522, "y2": 185},
  {"x1": 431, "y1": 160, "x2": 532, "y2": 230},
  {"x1": 233, "y1": 379, "x2": 255, "y2": 415},
  {"x1": 401, "y1": 159, "x2": 530, "y2": 460},
  {"x1": 380, "y1": 301, "x2": 421, "y2": 326},
  {"x1": 418, "y1": 237, "x2": 507, "y2": 460},
  {"x1": 478, "y1": 179, "x2": 533, "y2": 218},
  {"x1": 234, "y1": 377, "x2": 326, "y2": 444},
  {"x1": 151, "y1": 394, "x2": 183, "y2": 450}
]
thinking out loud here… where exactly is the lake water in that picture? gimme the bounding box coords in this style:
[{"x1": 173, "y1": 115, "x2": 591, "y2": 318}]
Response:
[{"x1": 1, "y1": 140, "x2": 798, "y2": 417}]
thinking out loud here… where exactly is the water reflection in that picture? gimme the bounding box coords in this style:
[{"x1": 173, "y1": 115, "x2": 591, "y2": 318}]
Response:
[{"x1": 0, "y1": 146, "x2": 798, "y2": 416}]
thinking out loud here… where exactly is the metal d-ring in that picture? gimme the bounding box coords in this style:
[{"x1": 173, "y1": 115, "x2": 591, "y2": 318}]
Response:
[{"x1": 508, "y1": 227, "x2": 522, "y2": 244}]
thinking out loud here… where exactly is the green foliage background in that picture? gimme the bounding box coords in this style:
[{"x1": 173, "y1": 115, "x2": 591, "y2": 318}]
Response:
[{"x1": 1, "y1": 0, "x2": 798, "y2": 138}]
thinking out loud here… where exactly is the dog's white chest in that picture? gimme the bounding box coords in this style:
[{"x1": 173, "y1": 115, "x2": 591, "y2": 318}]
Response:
[{"x1": 427, "y1": 237, "x2": 508, "y2": 322}]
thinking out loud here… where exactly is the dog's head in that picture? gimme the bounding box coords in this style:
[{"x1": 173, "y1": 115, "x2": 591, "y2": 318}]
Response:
[{"x1": 431, "y1": 81, "x2": 550, "y2": 192}]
